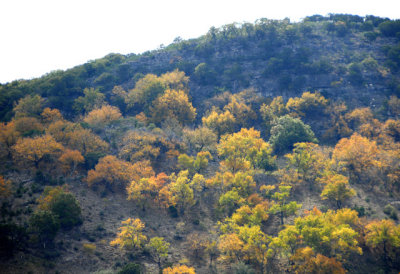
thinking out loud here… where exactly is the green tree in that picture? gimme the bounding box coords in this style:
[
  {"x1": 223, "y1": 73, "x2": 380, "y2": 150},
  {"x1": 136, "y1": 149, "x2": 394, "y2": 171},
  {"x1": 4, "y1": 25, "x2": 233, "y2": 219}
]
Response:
[
  {"x1": 73, "y1": 87, "x2": 106, "y2": 114},
  {"x1": 269, "y1": 185, "x2": 302, "y2": 225},
  {"x1": 269, "y1": 115, "x2": 317, "y2": 154},
  {"x1": 29, "y1": 210, "x2": 60, "y2": 248},
  {"x1": 147, "y1": 237, "x2": 170, "y2": 271}
]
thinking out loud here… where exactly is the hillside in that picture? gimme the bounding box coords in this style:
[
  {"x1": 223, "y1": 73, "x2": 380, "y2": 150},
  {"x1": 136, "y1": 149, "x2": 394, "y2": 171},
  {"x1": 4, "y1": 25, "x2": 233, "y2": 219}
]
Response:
[{"x1": 1, "y1": 14, "x2": 400, "y2": 274}]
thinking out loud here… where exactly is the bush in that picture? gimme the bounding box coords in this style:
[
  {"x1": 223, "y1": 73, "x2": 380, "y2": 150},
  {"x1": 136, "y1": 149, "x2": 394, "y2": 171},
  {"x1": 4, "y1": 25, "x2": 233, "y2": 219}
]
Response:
[
  {"x1": 117, "y1": 263, "x2": 143, "y2": 274},
  {"x1": 83, "y1": 243, "x2": 96, "y2": 254},
  {"x1": 383, "y1": 204, "x2": 398, "y2": 220},
  {"x1": 269, "y1": 115, "x2": 317, "y2": 153}
]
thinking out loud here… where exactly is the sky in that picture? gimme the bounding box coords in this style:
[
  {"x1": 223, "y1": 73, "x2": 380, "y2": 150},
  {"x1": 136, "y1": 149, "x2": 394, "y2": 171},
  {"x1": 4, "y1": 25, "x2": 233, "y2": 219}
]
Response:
[{"x1": 0, "y1": 0, "x2": 399, "y2": 84}]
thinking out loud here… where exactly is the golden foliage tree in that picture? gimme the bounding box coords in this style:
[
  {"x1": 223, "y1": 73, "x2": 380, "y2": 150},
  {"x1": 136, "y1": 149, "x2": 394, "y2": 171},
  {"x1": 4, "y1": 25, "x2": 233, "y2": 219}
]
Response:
[
  {"x1": 150, "y1": 89, "x2": 196, "y2": 125},
  {"x1": 162, "y1": 265, "x2": 196, "y2": 274},
  {"x1": 12, "y1": 134, "x2": 64, "y2": 169},
  {"x1": 0, "y1": 176, "x2": 12, "y2": 199},
  {"x1": 320, "y1": 173, "x2": 356, "y2": 209},
  {"x1": 182, "y1": 126, "x2": 218, "y2": 153},
  {"x1": 332, "y1": 133, "x2": 380, "y2": 182},
  {"x1": 87, "y1": 155, "x2": 154, "y2": 191},
  {"x1": 58, "y1": 149, "x2": 84, "y2": 176},
  {"x1": 119, "y1": 130, "x2": 177, "y2": 165},
  {"x1": 110, "y1": 218, "x2": 147, "y2": 250},
  {"x1": 365, "y1": 219, "x2": 400, "y2": 268},
  {"x1": 0, "y1": 121, "x2": 20, "y2": 158},
  {"x1": 217, "y1": 128, "x2": 275, "y2": 173},
  {"x1": 83, "y1": 105, "x2": 122, "y2": 128},
  {"x1": 286, "y1": 91, "x2": 328, "y2": 118},
  {"x1": 202, "y1": 109, "x2": 236, "y2": 137},
  {"x1": 127, "y1": 172, "x2": 168, "y2": 208}
]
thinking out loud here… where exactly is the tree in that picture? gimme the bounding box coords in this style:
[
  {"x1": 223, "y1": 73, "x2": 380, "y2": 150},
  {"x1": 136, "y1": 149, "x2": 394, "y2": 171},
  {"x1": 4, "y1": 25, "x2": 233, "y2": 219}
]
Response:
[
  {"x1": 260, "y1": 96, "x2": 287, "y2": 133},
  {"x1": 12, "y1": 134, "x2": 64, "y2": 169},
  {"x1": 269, "y1": 115, "x2": 317, "y2": 154},
  {"x1": 127, "y1": 172, "x2": 168, "y2": 209},
  {"x1": 182, "y1": 127, "x2": 218, "y2": 153},
  {"x1": 87, "y1": 156, "x2": 154, "y2": 191},
  {"x1": 218, "y1": 128, "x2": 276, "y2": 173},
  {"x1": 58, "y1": 149, "x2": 84, "y2": 176},
  {"x1": 126, "y1": 73, "x2": 165, "y2": 111},
  {"x1": 29, "y1": 210, "x2": 59, "y2": 248},
  {"x1": 14, "y1": 117, "x2": 44, "y2": 136},
  {"x1": 167, "y1": 170, "x2": 195, "y2": 214},
  {"x1": 162, "y1": 265, "x2": 196, "y2": 274},
  {"x1": 285, "y1": 142, "x2": 327, "y2": 190},
  {"x1": 187, "y1": 233, "x2": 207, "y2": 260},
  {"x1": 218, "y1": 233, "x2": 244, "y2": 263},
  {"x1": 320, "y1": 173, "x2": 356, "y2": 209},
  {"x1": 178, "y1": 151, "x2": 212, "y2": 175},
  {"x1": 202, "y1": 109, "x2": 236, "y2": 137},
  {"x1": 110, "y1": 218, "x2": 147, "y2": 250},
  {"x1": 0, "y1": 121, "x2": 20, "y2": 158},
  {"x1": 365, "y1": 219, "x2": 400, "y2": 270},
  {"x1": 147, "y1": 237, "x2": 170, "y2": 271},
  {"x1": 286, "y1": 91, "x2": 328, "y2": 118},
  {"x1": 291, "y1": 247, "x2": 346, "y2": 274},
  {"x1": 37, "y1": 186, "x2": 82, "y2": 229},
  {"x1": 13, "y1": 94, "x2": 44, "y2": 119},
  {"x1": 83, "y1": 105, "x2": 122, "y2": 128},
  {"x1": 150, "y1": 89, "x2": 196, "y2": 125},
  {"x1": 119, "y1": 130, "x2": 177, "y2": 165},
  {"x1": 0, "y1": 176, "x2": 12, "y2": 199},
  {"x1": 66, "y1": 128, "x2": 109, "y2": 158},
  {"x1": 332, "y1": 133, "x2": 379, "y2": 182},
  {"x1": 269, "y1": 185, "x2": 302, "y2": 225},
  {"x1": 223, "y1": 97, "x2": 257, "y2": 128},
  {"x1": 279, "y1": 208, "x2": 362, "y2": 261},
  {"x1": 40, "y1": 107, "x2": 63, "y2": 125},
  {"x1": 73, "y1": 87, "x2": 105, "y2": 114}
]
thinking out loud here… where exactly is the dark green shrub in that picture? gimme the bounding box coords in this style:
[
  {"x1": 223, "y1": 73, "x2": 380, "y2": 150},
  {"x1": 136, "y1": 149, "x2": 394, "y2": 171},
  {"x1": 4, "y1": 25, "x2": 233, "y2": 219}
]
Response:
[
  {"x1": 118, "y1": 263, "x2": 143, "y2": 274},
  {"x1": 269, "y1": 115, "x2": 317, "y2": 153}
]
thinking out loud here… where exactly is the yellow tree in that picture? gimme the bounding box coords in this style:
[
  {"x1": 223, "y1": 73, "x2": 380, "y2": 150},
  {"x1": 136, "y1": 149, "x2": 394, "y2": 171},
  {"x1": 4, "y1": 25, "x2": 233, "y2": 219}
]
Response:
[
  {"x1": 202, "y1": 109, "x2": 236, "y2": 137},
  {"x1": 83, "y1": 105, "x2": 122, "y2": 128},
  {"x1": 40, "y1": 108, "x2": 63, "y2": 125},
  {"x1": 110, "y1": 218, "x2": 147, "y2": 250},
  {"x1": 332, "y1": 133, "x2": 380, "y2": 182},
  {"x1": 127, "y1": 173, "x2": 168, "y2": 209},
  {"x1": 218, "y1": 233, "x2": 244, "y2": 264},
  {"x1": 66, "y1": 128, "x2": 109, "y2": 157},
  {"x1": 223, "y1": 97, "x2": 257, "y2": 128},
  {"x1": 0, "y1": 121, "x2": 20, "y2": 158},
  {"x1": 285, "y1": 142, "x2": 327, "y2": 190},
  {"x1": 320, "y1": 173, "x2": 356, "y2": 209},
  {"x1": 150, "y1": 89, "x2": 196, "y2": 125},
  {"x1": 182, "y1": 126, "x2": 218, "y2": 153},
  {"x1": 286, "y1": 91, "x2": 328, "y2": 118},
  {"x1": 58, "y1": 149, "x2": 84, "y2": 176},
  {"x1": 87, "y1": 156, "x2": 154, "y2": 191},
  {"x1": 0, "y1": 176, "x2": 12, "y2": 199},
  {"x1": 162, "y1": 265, "x2": 196, "y2": 274},
  {"x1": 365, "y1": 219, "x2": 400, "y2": 269},
  {"x1": 119, "y1": 130, "x2": 178, "y2": 165},
  {"x1": 218, "y1": 128, "x2": 276, "y2": 173},
  {"x1": 12, "y1": 134, "x2": 64, "y2": 169},
  {"x1": 291, "y1": 247, "x2": 346, "y2": 274}
]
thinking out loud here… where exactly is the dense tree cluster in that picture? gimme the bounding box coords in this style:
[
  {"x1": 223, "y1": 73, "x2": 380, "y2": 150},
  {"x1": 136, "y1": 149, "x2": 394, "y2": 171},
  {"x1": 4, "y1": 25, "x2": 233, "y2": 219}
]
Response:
[{"x1": 1, "y1": 14, "x2": 400, "y2": 273}]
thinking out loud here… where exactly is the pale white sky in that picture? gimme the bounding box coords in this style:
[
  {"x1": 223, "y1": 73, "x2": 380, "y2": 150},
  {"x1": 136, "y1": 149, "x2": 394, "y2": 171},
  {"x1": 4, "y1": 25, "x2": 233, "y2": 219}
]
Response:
[{"x1": 0, "y1": 0, "x2": 398, "y2": 84}]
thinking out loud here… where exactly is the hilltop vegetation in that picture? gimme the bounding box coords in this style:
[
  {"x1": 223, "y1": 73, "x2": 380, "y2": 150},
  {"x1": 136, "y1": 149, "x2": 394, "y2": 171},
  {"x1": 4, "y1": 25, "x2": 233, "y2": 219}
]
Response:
[{"x1": 1, "y1": 14, "x2": 400, "y2": 273}]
